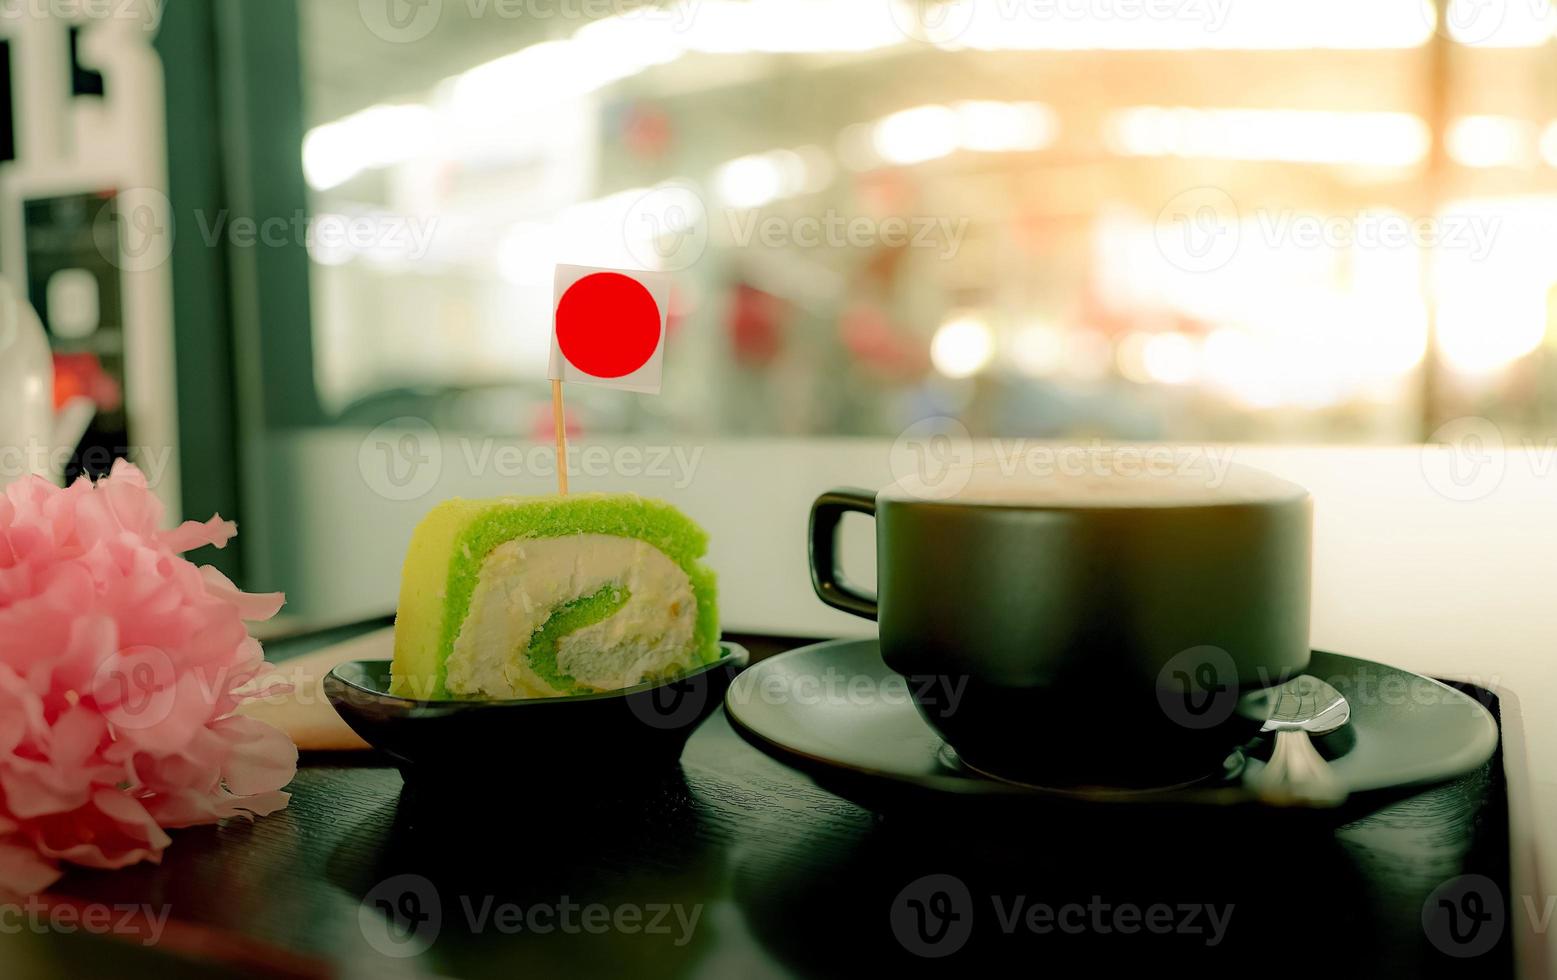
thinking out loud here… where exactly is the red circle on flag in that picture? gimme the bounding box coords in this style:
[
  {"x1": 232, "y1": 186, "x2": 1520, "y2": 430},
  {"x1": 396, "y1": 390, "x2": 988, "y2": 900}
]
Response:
[{"x1": 556, "y1": 272, "x2": 662, "y2": 379}]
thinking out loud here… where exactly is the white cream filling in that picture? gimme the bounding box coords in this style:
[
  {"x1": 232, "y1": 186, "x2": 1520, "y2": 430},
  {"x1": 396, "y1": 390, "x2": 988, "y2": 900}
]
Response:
[{"x1": 444, "y1": 534, "x2": 697, "y2": 698}]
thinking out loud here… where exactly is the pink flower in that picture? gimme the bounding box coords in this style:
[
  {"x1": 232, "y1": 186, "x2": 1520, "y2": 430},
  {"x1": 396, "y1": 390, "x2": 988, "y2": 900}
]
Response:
[{"x1": 0, "y1": 462, "x2": 296, "y2": 897}]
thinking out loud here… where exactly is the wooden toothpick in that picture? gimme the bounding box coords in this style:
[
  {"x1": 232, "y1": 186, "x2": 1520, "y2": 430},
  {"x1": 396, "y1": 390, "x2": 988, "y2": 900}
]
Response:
[{"x1": 551, "y1": 379, "x2": 570, "y2": 495}]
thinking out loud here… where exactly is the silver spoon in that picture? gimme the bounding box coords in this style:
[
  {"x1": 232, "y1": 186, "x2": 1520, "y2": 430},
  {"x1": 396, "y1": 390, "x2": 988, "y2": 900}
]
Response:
[{"x1": 1247, "y1": 675, "x2": 1350, "y2": 806}]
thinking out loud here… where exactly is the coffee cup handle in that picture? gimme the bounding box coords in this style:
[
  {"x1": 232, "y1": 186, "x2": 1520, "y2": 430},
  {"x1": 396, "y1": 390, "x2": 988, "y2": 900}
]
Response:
[{"x1": 808, "y1": 488, "x2": 879, "y2": 621}]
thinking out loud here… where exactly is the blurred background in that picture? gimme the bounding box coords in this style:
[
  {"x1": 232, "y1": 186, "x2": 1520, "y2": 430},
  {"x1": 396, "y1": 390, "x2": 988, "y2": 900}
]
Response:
[
  {"x1": 2, "y1": 0, "x2": 1556, "y2": 625},
  {"x1": 296, "y1": 0, "x2": 1557, "y2": 443}
]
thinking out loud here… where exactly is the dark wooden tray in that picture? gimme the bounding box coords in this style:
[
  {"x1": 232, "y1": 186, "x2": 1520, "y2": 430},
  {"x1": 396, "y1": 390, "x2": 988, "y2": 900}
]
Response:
[{"x1": 23, "y1": 627, "x2": 1546, "y2": 979}]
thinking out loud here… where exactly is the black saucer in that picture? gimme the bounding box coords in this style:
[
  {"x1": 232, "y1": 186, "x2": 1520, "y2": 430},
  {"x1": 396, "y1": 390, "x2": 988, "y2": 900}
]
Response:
[
  {"x1": 325, "y1": 643, "x2": 748, "y2": 786},
  {"x1": 725, "y1": 639, "x2": 1498, "y2": 807},
  {"x1": 938, "y1": 741, "x2": 1250, "y2": 798}
]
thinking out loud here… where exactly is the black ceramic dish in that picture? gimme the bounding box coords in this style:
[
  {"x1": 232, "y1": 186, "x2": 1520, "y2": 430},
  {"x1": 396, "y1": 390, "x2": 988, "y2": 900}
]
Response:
[
  {"x1": 325, "y1": 642, "x2": 749, "y2": 786},
  {"x1": 726, "y1": 639, "x2": 1499, "y2": 810}
]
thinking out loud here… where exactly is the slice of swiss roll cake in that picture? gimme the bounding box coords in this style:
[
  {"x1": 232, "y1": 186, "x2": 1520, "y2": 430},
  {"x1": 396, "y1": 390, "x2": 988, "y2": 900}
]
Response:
[{"x1": 391, "y1": 493, "x2": 719, "y2": 699}]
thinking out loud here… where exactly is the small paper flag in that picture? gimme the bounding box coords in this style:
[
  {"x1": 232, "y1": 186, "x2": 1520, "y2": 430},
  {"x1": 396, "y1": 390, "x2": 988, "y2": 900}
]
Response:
[{"x1": 549, "y1": 263, "x2": 671, "y2": 395}]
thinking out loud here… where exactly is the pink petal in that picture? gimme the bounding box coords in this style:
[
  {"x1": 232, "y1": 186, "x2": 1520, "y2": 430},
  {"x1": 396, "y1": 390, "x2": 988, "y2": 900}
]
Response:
[
  {"x1": 47, "y1": 705, "x2": 108, "y2": 771},
  {"x1": 158, "y1": 516, "x2": 237, "y2": 554},
  {"x1": 140, "y1": 790, "x2": 225, "y2": 827},
  {"x1": 198, "y1": 567, "x2": 284, "y2": 622},
  {"x1": 0, "y1": 663, "x2": 46, "y2": 754},
  {"x1": 220, "y1": 789, "x2": 291, "y2": 819},
  {"x1": 212, "y1": 716, "x2": 298, "y2": 796},
  {"x1": 108, "y1": 671, "x2": 216, "y2": 756},
  {"x1": 32, "y1": 790, "x2": 171, "y2": 870},
  {"x1": 99, "y1": 463, "x2": 161, "y2": 534},
  {"x1": 1, "y1": 762, "x2": 95, "y2": 820},
  {"x1": 39, "y1": 614, "x2": 119, "y2": 707},
  {"x1": 150, "y1": 788, "x2": 292, "y2": 828},
  {"x1": 105, "y1": 459, "x2": 149, "y2": 488},
  {"x1": 0, "y1": 840, "x2": 62, "y2": 897}
]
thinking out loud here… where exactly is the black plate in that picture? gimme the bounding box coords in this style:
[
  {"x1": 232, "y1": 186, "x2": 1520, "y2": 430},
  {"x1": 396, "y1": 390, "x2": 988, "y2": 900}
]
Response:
[
  {"x1": 726, "y1": 639, "x2": 1499, "y2": 807},
  {"x1": 325, "y1": 642, "x2": 748, "y2": 786}
]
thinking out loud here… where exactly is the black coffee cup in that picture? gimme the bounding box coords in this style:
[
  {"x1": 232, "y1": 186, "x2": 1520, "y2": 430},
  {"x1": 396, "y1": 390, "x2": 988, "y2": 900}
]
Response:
[{"x1": 809, "y1": 450, "x2": 1312, "y2": 787}]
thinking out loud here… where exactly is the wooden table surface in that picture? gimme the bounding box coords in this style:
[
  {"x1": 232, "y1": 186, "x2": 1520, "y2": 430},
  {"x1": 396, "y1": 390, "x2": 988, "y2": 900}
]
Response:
[{"x1": 10, "y1": 621, "x2": 1539, "y2": 980}]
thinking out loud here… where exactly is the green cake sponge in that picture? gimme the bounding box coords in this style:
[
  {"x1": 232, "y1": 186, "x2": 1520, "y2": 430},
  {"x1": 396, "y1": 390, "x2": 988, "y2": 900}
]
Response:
[{"x1": 391, "y1": 493, "x2": 720, "y2": 699}]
